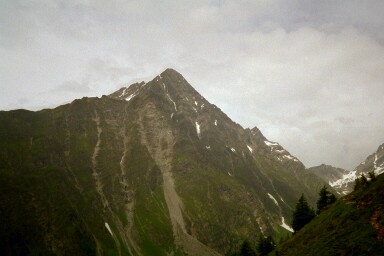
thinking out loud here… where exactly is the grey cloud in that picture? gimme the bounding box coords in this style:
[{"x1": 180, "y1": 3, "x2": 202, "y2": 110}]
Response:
[
  {"x1": 1, "y1": 0, "x2": 384, "y2": 170},
  {"x1": 55, "y1": 80, "x2": 92, "y2": 93}
]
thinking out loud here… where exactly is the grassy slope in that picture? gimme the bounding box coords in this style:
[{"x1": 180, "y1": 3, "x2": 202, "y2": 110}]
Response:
[
  {"x1": 273, "y1": 173, "x2": 384, "y2": 256},
  {"x1": 0, "y1": 98, "x2": 176, "y2": 255}
]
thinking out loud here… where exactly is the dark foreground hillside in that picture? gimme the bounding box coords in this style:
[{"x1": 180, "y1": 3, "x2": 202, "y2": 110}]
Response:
[{"x1": 273, "y1": 173, "x2": 384, "y2": 256}]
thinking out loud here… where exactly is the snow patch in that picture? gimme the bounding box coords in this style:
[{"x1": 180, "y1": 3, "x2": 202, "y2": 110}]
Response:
[
  {"x1": 283, "y1": 155, "x2": 299, "y2": 162},
  {"x1": 194, "y1": 101, "x2": 198, "y2": 106},
  {"x1": 125, "y1": 93, "x2": 136, "y2": 102},
  {"x1": 105, "y1": 222, "x2": 113, "y2": 236},
  {"x1": 281, "y1": 217, "x2": 294, "y2": 232},
  {"x1": 247, "y1": 145, "x2": 253, "y2": 153},
  {"x1": 163, "y1": 83, "x2": 177, "y2": 111},
  {"x1": 231, "y1": 148, "x2": 236, "y2": 152},
  {"x1": 329, "y1": 170, "x2": 357, "y2": 188},
  {"x1": 214, "y1": 120, "x2": 218, "y2": 126},
  {"x1": 264, "y1": 140, "x2": 279, "y2": 147},
  {"x1": 201, "y1": 104, "x2": 205, "y2": 109},
  {"x1": 267, "y1": 193, "x2": 279, "y2": 206},
  {"x1": 119, "y1": 87, "x2": 129, "y2": 97},
  {"x1": 373, "y1": 153, "x2": 384, "y2": 175},
  {"x1": 228, "y1": 172, "x2": 233, "y2": 177},
  {"x1": 206, "y1": 146, "x2": 211, "y2": 149},
  {"x1": 195, "y1": 122, "x2": 201, "y2": 137}
]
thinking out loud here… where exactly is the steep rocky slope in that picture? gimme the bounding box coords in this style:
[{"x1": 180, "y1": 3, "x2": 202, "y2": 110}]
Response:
[{"x1": 0, "y1": 69, "x2": 329, "y2": 255}]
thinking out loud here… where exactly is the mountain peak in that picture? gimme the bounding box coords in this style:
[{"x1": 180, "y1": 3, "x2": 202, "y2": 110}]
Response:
[{"x1": 160, "y1": 68, "x2": 183, "y2": 78}]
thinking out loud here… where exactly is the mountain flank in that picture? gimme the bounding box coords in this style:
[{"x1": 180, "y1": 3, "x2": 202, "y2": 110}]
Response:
[{"x1": 0, "y1": 68, "x2": 331, "y2": 255}]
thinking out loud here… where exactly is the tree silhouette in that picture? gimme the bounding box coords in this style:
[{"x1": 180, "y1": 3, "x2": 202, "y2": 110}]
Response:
[
  {"x1": 292, "y1": 194, "x2": 315, "y2": 233},
  {"x1": 316, "y1": 186, "x2": 336, "y2": 214},
  {"x1": 354, "y1": 173, "x2": 368, "y2": 191},
  {"x1": 256, "y1": 235, "x2": 275, "y2": 256},
  {"x1": 239, "y1": 240, "x2": 256, "y2": 256}
]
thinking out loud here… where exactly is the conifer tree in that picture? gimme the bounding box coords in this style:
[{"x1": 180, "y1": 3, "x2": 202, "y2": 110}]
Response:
[
  {"x1": 292, "y1": 194, "x2": 315, "y2": 233},
  {"x1": 316, "y1": 186, "x2": 336, "y2": 214},
  {"x1": 256, "y1": 235, "x2": 275, "y2": 256},
  {"x1": 239, "y1": 240, "x2": 256, "y2": 256},
  {"x1": 354, "y1": 173, "x2": 368, "y2": 191}
]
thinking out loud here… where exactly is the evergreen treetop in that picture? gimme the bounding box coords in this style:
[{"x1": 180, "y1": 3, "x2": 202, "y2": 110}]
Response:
[{"x1": 292, "y1": 194, "x2": 315, "y2": 233}]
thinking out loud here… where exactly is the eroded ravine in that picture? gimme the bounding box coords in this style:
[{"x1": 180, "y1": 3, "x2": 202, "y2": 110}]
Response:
[
  {"x1": 119, "y1": 109, "x2": 142, "y2": 256},
  {"x1": 92, "y1": 111, "x2": 122, "y2": 255},
  {"x1": 137, "y1": 102, "x2": 219, "y2": 256},
  {"x1": 92, "y1": 110, "x2": 139, "y2": 256}
]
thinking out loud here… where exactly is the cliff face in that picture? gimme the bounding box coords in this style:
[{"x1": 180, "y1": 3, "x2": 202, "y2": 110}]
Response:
[{"x1": 0, "y1": 69, "x2": 328, "y2": 255}]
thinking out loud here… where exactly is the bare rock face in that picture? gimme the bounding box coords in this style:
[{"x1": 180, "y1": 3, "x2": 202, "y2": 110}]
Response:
[{"x1": 0, "y1": 68, "x2": 329, "y2": 255}]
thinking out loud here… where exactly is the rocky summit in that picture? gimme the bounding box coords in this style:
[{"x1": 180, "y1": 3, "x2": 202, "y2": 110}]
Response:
[{"x1": 0, "y1": 69, "x2": 330, "y2": 255}]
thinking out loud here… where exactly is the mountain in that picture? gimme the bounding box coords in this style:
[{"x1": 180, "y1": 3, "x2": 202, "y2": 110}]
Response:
[
  {"x1": 0, "y1": 69, "x2": 329, "y2": 255},
  {"x1": 324, "y1": 144, "x2": 384, "y2": 195},
  {"x1": 308, "y1": 164, "x2": 349, "y2": 194},
  {"x1": 273, "y1": 172, "x2": 384, "y2": 256}
]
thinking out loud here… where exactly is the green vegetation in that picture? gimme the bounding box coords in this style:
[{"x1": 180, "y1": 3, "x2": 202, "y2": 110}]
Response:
[
  {"x1": 291, "y1": 194, "x2": 315, "y2": 233},
  {"x1": 231, "y1": 236, "x2": 275, "y2": 256},
  {"x1": 316, "y1": 186, "x2": 336, "y2": 214},
  {"x1": 256, "y1": 235, "x2": 275, "y2": 256},
  {"x1": 273, "y1": 173, "x2": 384, "y2": 255}
]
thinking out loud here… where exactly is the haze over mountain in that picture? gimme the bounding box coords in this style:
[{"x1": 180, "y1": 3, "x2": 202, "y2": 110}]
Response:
[
  {"x1": 2, "y1": 1, "x2": 384, "y2": 171},
  {"x1": 0, "y1": 69, "x2": 331, "y2": 255}
]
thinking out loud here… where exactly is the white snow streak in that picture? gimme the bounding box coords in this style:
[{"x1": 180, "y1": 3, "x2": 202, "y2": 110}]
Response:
[
  {"x1": 247, "y1": 145, "x2": 253, "y2": 153},
  {"x1": 125, "y1": 93, "x2": 136, "y2": 101},
  {"x1": 119, "y1": 87, "x2": 129, "y2": 97},
  {"x1": 281, "y1": 217, "x2": 294, "y2": 232},
  {"x1": 264, "y1": 140, "x2": 279, "y2": 147},
  {"x1": 163, "y1": 83, "x2": 177, "y2": 111},
  {"x1": 374, "y1": 153, "x2": 384, "y2": 175},
  {"x1": 196, "y1": 122, "x2": 201, "y2": 137},
  {"x1": 105, "y1": 222, "x2": 113, "y2": 236},
  {"x1": 267, "y1": 193, "x2": 279, "y2": 206},
  {"x1": 214, "y1": 120, "x2": 218, "y2": 126},
  {"x1": 283, "y1": 155, "x2": 299, "y2": 162}
]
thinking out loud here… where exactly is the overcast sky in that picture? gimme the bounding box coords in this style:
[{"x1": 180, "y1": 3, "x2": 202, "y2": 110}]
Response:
[{"x1": 1, "y1": 0, "x2": 384, "y2": 170}]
